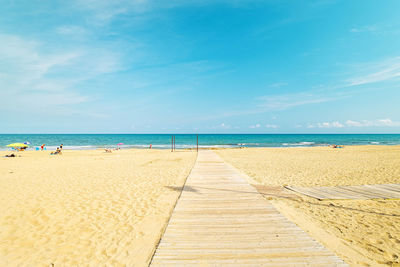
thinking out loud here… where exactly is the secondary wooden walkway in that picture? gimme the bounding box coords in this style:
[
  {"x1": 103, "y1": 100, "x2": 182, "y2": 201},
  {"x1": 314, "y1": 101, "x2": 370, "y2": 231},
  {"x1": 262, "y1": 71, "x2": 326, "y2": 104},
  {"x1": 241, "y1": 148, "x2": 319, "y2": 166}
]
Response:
[
  {"x1": 286, "y1": 184, "x2": 400, "y2": 200},
  {"x1": 150, "y1": 151, "x2": 347, "y2": 266}
]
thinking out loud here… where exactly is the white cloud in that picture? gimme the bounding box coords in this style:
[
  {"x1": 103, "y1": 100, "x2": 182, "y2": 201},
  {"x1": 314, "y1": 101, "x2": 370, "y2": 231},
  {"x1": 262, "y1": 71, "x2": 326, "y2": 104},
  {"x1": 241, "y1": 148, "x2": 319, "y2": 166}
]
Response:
[
  {"x1": 265, "y1": 124, "x2": 278, "y2": 128},
  {"x1": 250, "y1": 123, "x2": 261, "y2": 129},
  {"x1": 211, "y1": 122, "x2": 231, "y2": 129},
  {"x1": 345, "y1": 119, "x2": 400, "y2": 127},
  {"x1": 307, "y1": 121, "x2": 344, "y2": 128},
  {"x1": 306, "y1": 119, "x2": 400, "y2": 129},
  {"x1": 345, "y1": 120, "x2": 369, "y2": 127}
]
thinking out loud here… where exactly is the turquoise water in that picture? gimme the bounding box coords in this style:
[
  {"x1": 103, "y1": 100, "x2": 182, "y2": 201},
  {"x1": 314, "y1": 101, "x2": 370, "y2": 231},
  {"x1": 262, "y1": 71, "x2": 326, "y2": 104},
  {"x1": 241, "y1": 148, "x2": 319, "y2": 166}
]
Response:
[{"x1": 1, "y1": 134, "x2": 400, "y2": 150}]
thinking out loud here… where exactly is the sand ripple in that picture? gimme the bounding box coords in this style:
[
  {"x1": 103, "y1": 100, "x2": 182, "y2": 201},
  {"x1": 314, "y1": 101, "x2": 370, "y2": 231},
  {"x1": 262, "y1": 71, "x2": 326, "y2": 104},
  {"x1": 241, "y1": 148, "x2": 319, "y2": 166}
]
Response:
[{"x1": 0, "y1": 149, "x2": 196, "y2": 266}]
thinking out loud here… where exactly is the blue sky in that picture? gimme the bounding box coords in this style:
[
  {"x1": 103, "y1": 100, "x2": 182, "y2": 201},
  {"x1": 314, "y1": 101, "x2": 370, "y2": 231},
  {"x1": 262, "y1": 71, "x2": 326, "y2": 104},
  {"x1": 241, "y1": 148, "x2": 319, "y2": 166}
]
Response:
[{"x1": 1, "y1": 0, "x2": 400, "y2": 133}]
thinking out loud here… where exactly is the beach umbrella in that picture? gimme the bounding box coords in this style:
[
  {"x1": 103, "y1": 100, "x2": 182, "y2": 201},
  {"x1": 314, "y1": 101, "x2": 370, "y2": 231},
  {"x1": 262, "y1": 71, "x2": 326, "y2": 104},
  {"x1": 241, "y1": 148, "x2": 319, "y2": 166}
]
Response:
[
  {"x1": 117, "y1": 143, "x2": 124, "y2": 146},
  {"x1": 6, "y1": 143, "x2": 28, "y2": 148}
]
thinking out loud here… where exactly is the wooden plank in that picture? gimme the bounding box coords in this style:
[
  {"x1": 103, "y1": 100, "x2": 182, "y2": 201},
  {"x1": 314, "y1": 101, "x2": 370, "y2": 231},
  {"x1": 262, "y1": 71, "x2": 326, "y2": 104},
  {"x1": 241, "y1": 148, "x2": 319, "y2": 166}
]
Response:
[
  {"x1": 150, "y1": 151, "x2": 347, "y2": 266},
  {"x1": 382, "y1": 184, "x2": 400, "y2": 191},
  {"x1": 363, "y1": 185, "x2": 400, "y2": 199},
  {"x1": 285, "y1": 186, "x2": 332, "y2": 200},
  {"x1": 286, "y1": 183, "x2": 400, "y2": 200},
  {"x1": 344, "y1": 185, "x2": 390, "y2": 199},
  {"x1": 328, "y1": 187, "x2": 372, "y2": 199},
  {"x1": 374, "y1": 184, "x2": 400, "y2": 194},
  {"x1": 316, "y1": 186, "x2": 358, "y2": 199}
]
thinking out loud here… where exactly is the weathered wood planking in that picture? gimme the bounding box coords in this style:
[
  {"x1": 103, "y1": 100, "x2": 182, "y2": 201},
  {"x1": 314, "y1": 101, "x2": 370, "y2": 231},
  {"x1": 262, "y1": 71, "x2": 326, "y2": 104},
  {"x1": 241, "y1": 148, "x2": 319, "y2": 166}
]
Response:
[
  {"x1": 286, "y1": 183, "x2": 400, "y2": 200},
  {"x1": 150, "y1": 151, "x2": 347, "y2": 266}
]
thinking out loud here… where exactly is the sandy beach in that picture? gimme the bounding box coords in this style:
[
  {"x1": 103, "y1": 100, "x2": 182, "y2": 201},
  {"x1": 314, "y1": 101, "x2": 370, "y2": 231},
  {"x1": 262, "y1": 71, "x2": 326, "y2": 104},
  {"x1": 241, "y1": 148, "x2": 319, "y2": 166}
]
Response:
[
  {"x1": 218, "y1": 146, "x2": 400, "y2": 266},
  {"x1": 1, "y1": 146, "x2": 400, "y2": 266},
  {"x1": 0, "y1": 149, "x2": 196, "y2": 266}
]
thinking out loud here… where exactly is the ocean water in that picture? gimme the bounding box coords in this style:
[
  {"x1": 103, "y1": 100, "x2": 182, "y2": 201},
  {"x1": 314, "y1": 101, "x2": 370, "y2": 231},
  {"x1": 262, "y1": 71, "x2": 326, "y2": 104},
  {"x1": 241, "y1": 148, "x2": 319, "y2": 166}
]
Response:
[{"x1": 1, "y1": 134, "x2": 400, "y2": 151}]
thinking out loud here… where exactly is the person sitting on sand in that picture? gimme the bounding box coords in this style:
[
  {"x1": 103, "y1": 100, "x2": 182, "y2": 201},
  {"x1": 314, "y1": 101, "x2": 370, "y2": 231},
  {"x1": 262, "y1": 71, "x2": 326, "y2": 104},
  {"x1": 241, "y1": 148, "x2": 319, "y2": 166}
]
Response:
[
  {"x1": 104, "y1": 148, "x2": 112, "y2": 153},
  {"x1": 5, "y1": 153, "x2": 16, "y2": 157},
  {"x1": 332, "y1": 144, "x2": 344, "y2": 149},
  {"x1": 50, "y1": 147, "x2": 62, "y2": 155}
]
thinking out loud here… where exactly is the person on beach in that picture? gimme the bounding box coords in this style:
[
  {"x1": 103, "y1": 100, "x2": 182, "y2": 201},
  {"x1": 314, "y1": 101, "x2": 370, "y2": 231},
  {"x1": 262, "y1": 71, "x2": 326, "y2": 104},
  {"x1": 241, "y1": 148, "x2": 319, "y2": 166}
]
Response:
[
  {"x1": 149, "y1": 144, "x2": 152, "y2": 149},
  {"x1": 60, "y1": 144, "x2": 63, "y2": 150},
  {"x1": 5, "y1": 153, "x2": 16, "y2": 157},
  {"x1": 51, "y1": 147, "x2": 62, "y2": 155},
  {"x1": 41, "y1": 144, "x2": 45, "y2": 150}
]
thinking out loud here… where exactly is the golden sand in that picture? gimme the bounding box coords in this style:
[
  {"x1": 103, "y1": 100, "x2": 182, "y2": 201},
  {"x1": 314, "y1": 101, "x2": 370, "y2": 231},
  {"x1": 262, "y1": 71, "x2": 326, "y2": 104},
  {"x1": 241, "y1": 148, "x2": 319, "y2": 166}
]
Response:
[
  {"x1": 0, "y1": 149, "x2": 196, "y2": 266},
  {"x1": 218, "y1": 146, "x2": 400, "y2": 266}
]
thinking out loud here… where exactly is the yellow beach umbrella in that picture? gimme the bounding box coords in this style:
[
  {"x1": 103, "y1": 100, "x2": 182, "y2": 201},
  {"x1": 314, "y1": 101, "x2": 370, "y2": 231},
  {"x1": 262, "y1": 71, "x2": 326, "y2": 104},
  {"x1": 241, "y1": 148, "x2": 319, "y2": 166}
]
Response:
[{"x1": 6, "y1": 143, "x2": 28, "y2": 148}]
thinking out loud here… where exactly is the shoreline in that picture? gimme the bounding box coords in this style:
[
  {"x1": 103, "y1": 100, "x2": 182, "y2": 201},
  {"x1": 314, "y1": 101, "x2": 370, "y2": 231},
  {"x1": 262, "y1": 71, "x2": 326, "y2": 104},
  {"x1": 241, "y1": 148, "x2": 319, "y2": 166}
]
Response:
[{"x1": 2, "y1": 143, "x2": 400, "y2": 152}]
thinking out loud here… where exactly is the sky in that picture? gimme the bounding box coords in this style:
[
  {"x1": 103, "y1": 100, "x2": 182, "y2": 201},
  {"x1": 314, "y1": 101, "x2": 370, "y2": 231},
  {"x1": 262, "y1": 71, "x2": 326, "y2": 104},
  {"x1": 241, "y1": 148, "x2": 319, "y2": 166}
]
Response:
[{"x1": 1, "y1": 0, "x2": 400, "y2": 134}]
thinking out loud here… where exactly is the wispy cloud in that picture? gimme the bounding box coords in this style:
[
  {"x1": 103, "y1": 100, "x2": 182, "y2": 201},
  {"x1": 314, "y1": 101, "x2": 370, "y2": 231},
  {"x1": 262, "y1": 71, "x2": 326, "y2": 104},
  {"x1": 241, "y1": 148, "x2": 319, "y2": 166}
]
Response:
[
  {"x1": 211, "y1": 122, "x2": 232, "y2": 129},
  {"x1": 199, "y1": 55, "x2": 400, "y2": 122},
  {"x1": 268, "y1": 82, "x2": 288, "y2": 88},
  {"x1": 350, "y1": 25, "x2": 378, "y2": 33},
  {"x1": 307, "y1": 121, "x2": 344, "y2": 128},
  {"x1": 73, "y1": 0, "x2": 264, "y2": 24},
  {"x1": 256, "y1": 56, "x2": 400, "y2": 113},
  {"x1": 249, "y1": 123, "x2": 261, "y2": 129},
  {"x1": 346, "y1": 119, "x2": 400, "y2": 127},
  {"x1": 258, "y1": 91, "x2": 344, "y2": 111},
  {"x1": 345, "y1": 56, "x2": 400, "y2": 86},
  {"x1": 0, "y1": 33, "x2": 122, "y2": 116},
  {"x1": 265, "y1": 124, "x2": 278, "y2": 128},
  {"x1": 56, "y1": 25, "x2": 88, "y2": 37},
  {"x1": 306, "y1": 119, "x2": 400, "y2": 129}
]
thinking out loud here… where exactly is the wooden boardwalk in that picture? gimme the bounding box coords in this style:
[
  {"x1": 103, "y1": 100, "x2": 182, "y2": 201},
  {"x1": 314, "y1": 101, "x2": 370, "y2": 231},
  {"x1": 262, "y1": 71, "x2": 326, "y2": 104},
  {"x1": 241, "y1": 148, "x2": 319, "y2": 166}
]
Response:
[
  {"x1": 286, "y1": 184, "x2": 400, "y2": 200},
  {"x1": 150, "y1": 151, "x2": 347, "y2": 266}
]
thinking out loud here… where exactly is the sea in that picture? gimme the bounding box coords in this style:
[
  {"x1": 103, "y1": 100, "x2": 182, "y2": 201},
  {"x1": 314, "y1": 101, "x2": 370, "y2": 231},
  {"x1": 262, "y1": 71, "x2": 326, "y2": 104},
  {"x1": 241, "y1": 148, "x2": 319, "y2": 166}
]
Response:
[{"x1": 1, "y1": 134, "x2": 400, "y2": 151}]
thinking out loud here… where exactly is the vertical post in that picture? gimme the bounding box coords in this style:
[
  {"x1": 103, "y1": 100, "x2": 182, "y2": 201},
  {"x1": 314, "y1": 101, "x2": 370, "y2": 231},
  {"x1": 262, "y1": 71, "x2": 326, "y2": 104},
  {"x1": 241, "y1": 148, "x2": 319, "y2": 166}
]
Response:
[
  {"x1": 174, "y1": 136, "x2": 176, "y2": 151},
  {"x1": 197, "y1": 134, "x2": 198, "y2": 152},
  {"x1": 171, "y1": 135, "x2": 173, "y2": 152}
]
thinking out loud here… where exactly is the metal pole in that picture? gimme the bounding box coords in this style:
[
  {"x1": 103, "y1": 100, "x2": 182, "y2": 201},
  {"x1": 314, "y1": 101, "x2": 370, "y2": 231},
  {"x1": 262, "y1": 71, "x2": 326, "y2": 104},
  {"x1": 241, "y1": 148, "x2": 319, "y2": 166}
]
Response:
[
  {"x1": 171, "y1": 135, "x2": 173, "y2": 152},
  {"x1": 174, "y1": 136, "x2": 176, "y2": 151},
  {"x1": 197, "y1": 134, "x2": 198, "y2": 152}
]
